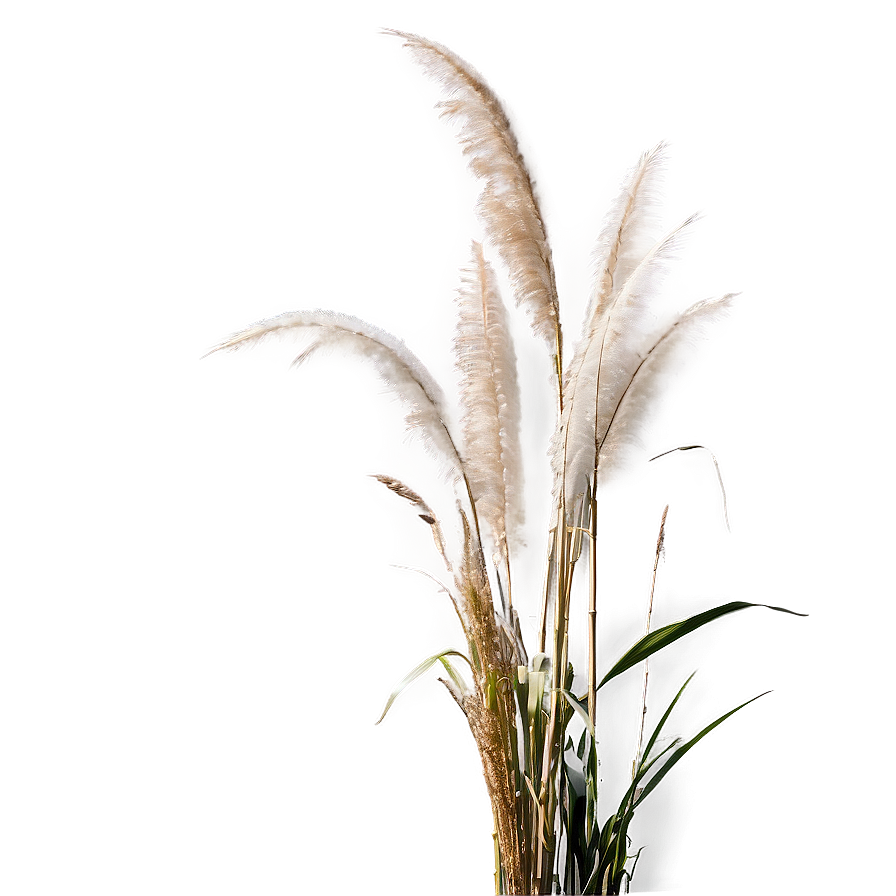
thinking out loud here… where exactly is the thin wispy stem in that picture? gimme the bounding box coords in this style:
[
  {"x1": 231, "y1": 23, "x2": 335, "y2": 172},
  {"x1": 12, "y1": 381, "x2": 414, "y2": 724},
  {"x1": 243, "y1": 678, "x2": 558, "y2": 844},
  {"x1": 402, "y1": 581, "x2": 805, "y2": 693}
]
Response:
[
  {"x1": 588, "y1": 480, "x2": 598, "y2": 730},
  {"x1": 649, "y1": 445, "x2": 731, "y2": 531},
  {"x1": 634, "y1": 505, "x2": 668, "y2": 778},
  {"x1": 372, "y1": 474, "x2": 451, "y2": 568}
]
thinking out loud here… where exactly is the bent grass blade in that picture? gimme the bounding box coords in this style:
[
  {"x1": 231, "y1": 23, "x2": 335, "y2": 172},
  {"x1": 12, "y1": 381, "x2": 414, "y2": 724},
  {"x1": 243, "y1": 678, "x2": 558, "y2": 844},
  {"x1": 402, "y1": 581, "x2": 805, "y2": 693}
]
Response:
[
  {"x1": 375, "y1": 649, "x2": 472, "y2": 725},
  {"x1": 598, "y1": 601, "x2": 807, "y2": 690}
]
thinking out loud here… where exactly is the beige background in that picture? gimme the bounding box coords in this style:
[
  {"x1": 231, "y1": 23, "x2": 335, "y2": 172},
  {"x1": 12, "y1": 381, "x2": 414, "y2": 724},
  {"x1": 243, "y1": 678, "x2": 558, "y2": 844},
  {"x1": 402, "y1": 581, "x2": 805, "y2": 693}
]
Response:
[{"x1": 2, "y1": 1, "x2": 892, "y2": 893}]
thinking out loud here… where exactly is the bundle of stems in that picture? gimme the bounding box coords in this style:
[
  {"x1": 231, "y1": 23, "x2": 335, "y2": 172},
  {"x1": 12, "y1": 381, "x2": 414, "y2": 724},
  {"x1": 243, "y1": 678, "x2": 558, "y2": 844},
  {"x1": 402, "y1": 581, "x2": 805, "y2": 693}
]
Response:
[{"x1": 208, "y1": 32, "x2": 804, "y2": 895}]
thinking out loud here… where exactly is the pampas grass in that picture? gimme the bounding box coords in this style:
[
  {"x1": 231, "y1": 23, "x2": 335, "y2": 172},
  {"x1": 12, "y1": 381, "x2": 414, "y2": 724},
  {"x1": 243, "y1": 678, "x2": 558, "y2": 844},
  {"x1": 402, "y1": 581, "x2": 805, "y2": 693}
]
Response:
[
  {"x1": 455, "y1": 241, "x2": 524, "y2": 611},
  {"x1": 383, "y1": 30, "x2": 563, "y2": 394},
  {"x1": 206, "y1": 309, "x2": 467, "y2": 485},
  {"x1": 208, "y1": 32, "x2": 804, "y2": 895}
]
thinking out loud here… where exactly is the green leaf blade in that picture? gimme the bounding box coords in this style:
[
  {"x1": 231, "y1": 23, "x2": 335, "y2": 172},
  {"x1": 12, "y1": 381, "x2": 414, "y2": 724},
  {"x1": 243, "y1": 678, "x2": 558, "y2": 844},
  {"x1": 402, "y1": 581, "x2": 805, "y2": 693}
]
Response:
[
  {"x1": 633, "y1": 690, "x2": 771, "y2": 808},
  {"x1": 638, "y1": 672, "x2": 695, "y2": 769},
  {"x1": 558, "y1": 688, "x2": 595, "y2": 740},
  {"x1": 374, "y1": 649, "x2": 471, "y2": 725},
  {"x1": 598, "y1": 601, "x2": 807, "y2": 690}
]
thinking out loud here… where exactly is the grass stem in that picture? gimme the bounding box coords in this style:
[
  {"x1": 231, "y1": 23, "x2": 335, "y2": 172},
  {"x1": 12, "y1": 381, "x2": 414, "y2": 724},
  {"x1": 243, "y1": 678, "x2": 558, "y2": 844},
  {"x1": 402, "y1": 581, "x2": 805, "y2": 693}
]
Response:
[{"x1": 633, "y1": 505, "x2": 668, "y2": 778}]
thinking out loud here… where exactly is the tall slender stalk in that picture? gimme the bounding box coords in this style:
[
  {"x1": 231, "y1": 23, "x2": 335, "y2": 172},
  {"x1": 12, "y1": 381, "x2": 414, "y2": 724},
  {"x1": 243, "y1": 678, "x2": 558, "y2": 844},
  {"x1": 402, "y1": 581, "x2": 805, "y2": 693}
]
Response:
[
  {"x1": 538, "y1": 526, "x2": 559, "y2": 653},
  {"x1": 634, "y1": 505, "x2": 668, "y2": 778}
]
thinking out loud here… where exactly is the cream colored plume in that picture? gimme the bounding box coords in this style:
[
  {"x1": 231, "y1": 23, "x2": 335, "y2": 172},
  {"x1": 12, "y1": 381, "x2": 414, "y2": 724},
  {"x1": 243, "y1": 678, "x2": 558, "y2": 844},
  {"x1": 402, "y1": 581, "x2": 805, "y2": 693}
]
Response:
[
  {"x1": 454, "y1": 242, "x2": 524, "y2": 589},
  {"x1": 551, "y1": 143, "x2": 716, "y2": 507},
  {"x1": 583, "y1": 143, "x2": 667, "y2": 337},
  {"x1": 556, "y1": 146, "x2": 667, "y2": 498},
  {"x1": 205, "y1": 310, "x2": 466, "y2": 482},
  {"x1": 595, "y1": 293, "x2": 737, "y2": 477},
  {"x1": 387, "y1": 30, "x2": 562, "y2": 374},
  {"x1": 552, "y1": 214, "x2": 699, "y2": 502}
]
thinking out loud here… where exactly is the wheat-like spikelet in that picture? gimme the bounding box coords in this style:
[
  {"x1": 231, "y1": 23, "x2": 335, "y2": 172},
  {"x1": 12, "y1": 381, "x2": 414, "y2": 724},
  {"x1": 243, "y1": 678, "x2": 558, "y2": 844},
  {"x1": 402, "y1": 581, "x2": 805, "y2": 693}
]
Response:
[
  {"x1": 596, "y1": 293, "x2": 737, "y2": 477},
  {"x1": 370, "y1": 473, "x2": 451, "y2": 568},
  {"x1": 205, "y1": 310, "x2": 467, "y2": 482},
  {"x1": 386, "y1": 30, "x2": 562, "y2": 379},
  {"x1": 454, "y1": 241, "x2": 524, "y2": 598}
]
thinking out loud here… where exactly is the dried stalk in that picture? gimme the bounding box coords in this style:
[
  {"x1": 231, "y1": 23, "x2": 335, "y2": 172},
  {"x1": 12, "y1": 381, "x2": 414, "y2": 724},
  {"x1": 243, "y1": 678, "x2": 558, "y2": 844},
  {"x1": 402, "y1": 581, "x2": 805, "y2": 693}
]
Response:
[{"x1": 634, "y1": 505, "x2": 668, "y2": 778}]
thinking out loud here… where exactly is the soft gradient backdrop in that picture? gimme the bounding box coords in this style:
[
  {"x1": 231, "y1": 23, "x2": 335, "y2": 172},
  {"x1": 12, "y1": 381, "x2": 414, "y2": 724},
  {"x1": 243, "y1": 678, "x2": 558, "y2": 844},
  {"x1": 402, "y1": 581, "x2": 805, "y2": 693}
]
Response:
[{"x1": 3, "y1": 2, "x2": 892, "y2": 893}]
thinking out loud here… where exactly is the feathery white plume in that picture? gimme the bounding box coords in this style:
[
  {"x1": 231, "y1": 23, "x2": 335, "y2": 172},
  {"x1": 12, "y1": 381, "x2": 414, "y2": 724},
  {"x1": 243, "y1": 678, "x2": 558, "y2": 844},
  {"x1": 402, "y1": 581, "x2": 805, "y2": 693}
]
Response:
[
  {"x1": 205, "y1": 310, "x2": 465, "y2": 481},
  {"x1": 595, "y1": 293, "x2": 737, "y2": 478},
  {"x1": 386, "y1": 30, "x2": 562, "y2": 371},
  {"x1": 584, "y1": 143, "x2": 667, "y2": 337},
  {"x1": 454, "y1": 241, "x2": 524, "y2": 580},
  {"x1": 554, "y1": 147, "x2": 666, "y2": 502},
  {"x1": 552, "y1": 215, "x2": 699, "y2": 502}
]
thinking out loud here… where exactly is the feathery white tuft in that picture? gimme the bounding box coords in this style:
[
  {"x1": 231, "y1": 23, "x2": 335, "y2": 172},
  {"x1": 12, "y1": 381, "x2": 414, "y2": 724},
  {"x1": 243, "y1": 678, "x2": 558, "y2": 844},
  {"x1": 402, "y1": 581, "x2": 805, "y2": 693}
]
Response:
[
  {"x1": 555, "y1": 147, "x2": 667, "y2": 502},
  {"x1": 206, "y1": 310, "x2": 465, "y2": 481},
  {"x1": 454, "y1": 241, "x2": 524, "y2": 572},
  {"x1": 552, "y1": 215, "x2": 700, "y2": 503},
  {"x1": 386, "y1": 30, "x2": 562, "y2": 369},
  {"x1": 595, "y1": 293, "x2": 737, "y2": 478},
  {"x1": 583, "y1": 143, "x2": 667, "y2": 337}
]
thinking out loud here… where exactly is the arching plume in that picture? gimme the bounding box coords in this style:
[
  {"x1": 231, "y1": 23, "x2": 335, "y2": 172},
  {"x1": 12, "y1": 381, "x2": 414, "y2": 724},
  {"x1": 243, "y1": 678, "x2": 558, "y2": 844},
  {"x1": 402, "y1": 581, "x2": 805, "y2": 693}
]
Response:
[
  {"x1": 454, "y1": 241, "x2": 524, "y2": 600},
  {"x1": 552, "y1": 215, "x2": 699, "y2": 504},
  {"x1": 386, "y1": 29, "x2": 563, "y2": 397},
  {"x1": 205, "y1": 310, "x2": 465, "y2": 482},
  {"x1": 595, "y1": 293, "x2": 737, "y2": 478}
]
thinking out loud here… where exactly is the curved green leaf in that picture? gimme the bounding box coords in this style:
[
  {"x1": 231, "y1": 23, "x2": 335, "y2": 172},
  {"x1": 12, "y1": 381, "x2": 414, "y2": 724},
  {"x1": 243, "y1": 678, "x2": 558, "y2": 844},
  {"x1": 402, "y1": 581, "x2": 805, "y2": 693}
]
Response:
[
  {"x1": 598, "y1": 601, "x2": 807, "y2": 690},
  {"x1": 583, "y1": 677, "x2": 768, "y2": 893},
  {"x1": 639, "y1": 672, "x2": 695, "y2": 770},
  {"x1": 440, "y1": 654, "x2": 470, "y2": 698},
  {"x1": 528, "y1": 670, "x2": 547, "y2": 724},
  {"x1": 531, "y1": 652, "x2": 551, "y2": 675},
  {"x1": 375, "y1": 649, "x2": 472, "y2": 724},
  {"x1": 632, "y1": 690, "x2": 770, "y2": 808},
  {"x1": 558, "y1": 688, "x2": 595, "y2": 740}
]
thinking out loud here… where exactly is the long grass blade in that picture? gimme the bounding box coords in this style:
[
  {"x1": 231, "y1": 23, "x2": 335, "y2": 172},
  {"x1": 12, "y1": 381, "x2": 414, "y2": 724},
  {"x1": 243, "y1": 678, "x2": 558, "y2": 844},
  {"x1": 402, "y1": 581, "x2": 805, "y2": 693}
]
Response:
[
  {"x1": 598, "y1": 601, "x2": 807, "y2": 690},
  {"x1": 639, "y1": 671, "x2": 695, "y2": 769},
  {"x1": 375, "y1": 649, "x2": 472, "y2": 724},
  {"x1": 632, "y1": 690, "x2": 771, "y2": 808},
  {"x1": 558, "y1": 688, "x2": 595, "y2": 740}
]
